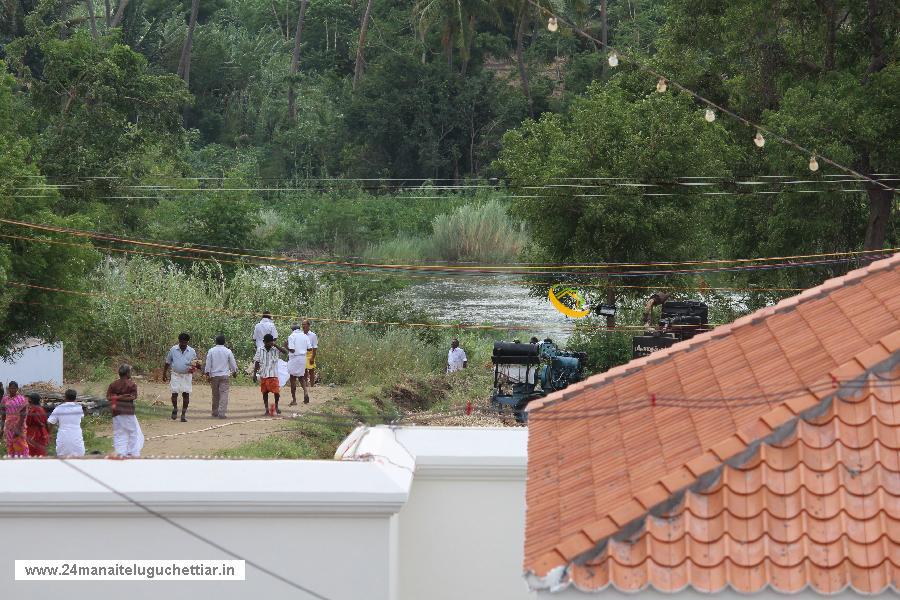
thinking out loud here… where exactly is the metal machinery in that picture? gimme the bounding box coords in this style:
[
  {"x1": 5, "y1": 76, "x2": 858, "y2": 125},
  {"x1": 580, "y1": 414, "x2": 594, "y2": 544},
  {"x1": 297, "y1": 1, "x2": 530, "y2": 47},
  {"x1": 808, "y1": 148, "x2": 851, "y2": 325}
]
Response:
[
  {"x1": 490, "y1": 340, "x2": 587, "y2": 421},
  {"x1": 632, "y1": 296, "x2": 711, "y2": 359}
]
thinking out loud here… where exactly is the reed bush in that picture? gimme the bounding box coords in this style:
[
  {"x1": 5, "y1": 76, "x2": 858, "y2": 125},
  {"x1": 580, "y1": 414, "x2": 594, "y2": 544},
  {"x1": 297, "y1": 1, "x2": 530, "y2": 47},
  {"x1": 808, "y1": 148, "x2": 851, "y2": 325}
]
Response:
[
  {"x1": 364, "y1": 200, "x2": 526, "y2": 263},
  {"x1": 430, "y1": 200, "x2": 525, "y2": 263}
]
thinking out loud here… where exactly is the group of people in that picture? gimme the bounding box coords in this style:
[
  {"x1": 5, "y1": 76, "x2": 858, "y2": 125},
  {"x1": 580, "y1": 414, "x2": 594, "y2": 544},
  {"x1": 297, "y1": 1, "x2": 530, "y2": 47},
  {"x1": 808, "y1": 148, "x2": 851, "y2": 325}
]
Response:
[
  {"x1": 162, "y1": 314, "x2": 319, "y2": 420},
  {"x1": 1, "y1": 382, "x2": 86, "y2": 458},
  {"x1": 1, "y1": 313, "x2": 320, "y2": 458}
]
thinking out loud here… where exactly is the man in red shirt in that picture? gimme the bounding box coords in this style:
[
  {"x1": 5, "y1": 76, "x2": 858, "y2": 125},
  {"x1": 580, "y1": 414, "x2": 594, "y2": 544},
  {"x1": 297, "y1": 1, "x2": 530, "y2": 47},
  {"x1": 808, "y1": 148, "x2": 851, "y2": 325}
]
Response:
[
  {"x1": 26, "y1": 393, "x2": 49, "y2": 457},
  {"x1": 107, "y1": 364, "x2": 144, "y2": 457}
]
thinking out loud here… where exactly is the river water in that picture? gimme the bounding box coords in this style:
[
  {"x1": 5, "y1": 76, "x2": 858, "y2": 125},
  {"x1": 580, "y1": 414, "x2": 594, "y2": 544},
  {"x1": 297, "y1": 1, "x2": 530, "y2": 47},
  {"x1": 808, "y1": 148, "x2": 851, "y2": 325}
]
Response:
[{"x1": 399, "y1": 275, "x2": 575, "y2": 343}]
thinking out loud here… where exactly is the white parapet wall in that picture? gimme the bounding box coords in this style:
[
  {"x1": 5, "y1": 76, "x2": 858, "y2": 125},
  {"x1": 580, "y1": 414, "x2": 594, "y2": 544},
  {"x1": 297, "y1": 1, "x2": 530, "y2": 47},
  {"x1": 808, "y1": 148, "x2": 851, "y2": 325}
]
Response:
[
  {"x1": 1, "y1": 426, "x2": 531, "y2": 600},
  {"x1": 0, "y1": 339, "x2": 64, "y2": 387},
  {"x1": 0, "y1": 459, "x2": 406, "y2": 600}
]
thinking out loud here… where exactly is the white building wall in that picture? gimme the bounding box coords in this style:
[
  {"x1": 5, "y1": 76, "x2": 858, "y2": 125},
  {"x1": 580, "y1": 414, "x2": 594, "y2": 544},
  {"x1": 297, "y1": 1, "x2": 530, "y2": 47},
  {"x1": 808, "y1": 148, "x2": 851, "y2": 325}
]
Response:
[
  {"x1": 399, "y1": 473, "x2": 535, "y2": 600},
  {"x1": 0, "y1": 459, "x2": 405, "y2": 600},
  {"x1": 3, "y1": 514, "x2": 394, "y2": 600},
  {"x1": 0, "y1": 341, "x2": 64, "y2": 387}
]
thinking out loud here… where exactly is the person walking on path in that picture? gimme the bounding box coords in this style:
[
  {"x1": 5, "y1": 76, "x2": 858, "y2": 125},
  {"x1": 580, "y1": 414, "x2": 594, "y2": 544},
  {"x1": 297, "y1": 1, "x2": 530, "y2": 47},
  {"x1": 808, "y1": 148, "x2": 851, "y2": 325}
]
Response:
[
  {"x1": 253, "y1": 312, "x2": 278, "y2": 350},
  {"x1": 302, "y1": 319, "x2": 318, "y2": 387},
  {"x1": 48, "y1": 389, "x2": 85, "y2": 457},
  {"x1": 107, "y1": 364, "x2": 144, "y2": 458},
  {"x1": 26, "y1": 393, "x2": 50, "y2": 456},
  {"x1": 1, "y1": 381, "x2": 29, "y2": 457},
  {"x1": 447, "y1": 338, "x2": 468, "y2": 373},
  {"x1": 204, "y1": 334, "x2": 238, "y2": 419},
  {"x1": 163, "y1": 332, "x2": 198, "y2": 422},
  {"x1": 287, "y1": 323, "x2": 311, "y2": 405},
  {"x1": 253, "y1": 334, "x2": 287, "y2": 415}
]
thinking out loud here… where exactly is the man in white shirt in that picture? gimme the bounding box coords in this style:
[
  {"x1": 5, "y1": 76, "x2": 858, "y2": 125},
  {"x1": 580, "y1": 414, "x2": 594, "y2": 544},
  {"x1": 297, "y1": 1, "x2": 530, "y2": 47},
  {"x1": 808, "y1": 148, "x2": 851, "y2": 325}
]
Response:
[
  {"x1": 287, "y1": 323, "x2": 311, "y2": 405},
  {"x1": 252, "y1": 312, "x2": 278, "y2": 350},
  {"x1": 47, "y1": 389, "x2": 85, "y2": 457},
  {"x1": 204, "y1": 334, "x2": 238, "y2": 419},
  {"x1": 447, "y1": 338, "x2": 468, "y2": 373},
  {"x1": 302, "y1": 319, "x2": 318, "y2": 387},
  {"x1": 162, "y1": 332, "x2": 197, "y2": 422}
]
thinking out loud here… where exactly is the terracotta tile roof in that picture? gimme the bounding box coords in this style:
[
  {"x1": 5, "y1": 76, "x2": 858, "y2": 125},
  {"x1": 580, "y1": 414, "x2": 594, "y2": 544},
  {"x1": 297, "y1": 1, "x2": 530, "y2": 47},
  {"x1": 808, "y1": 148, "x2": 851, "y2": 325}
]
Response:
[{"x1": 524, "y1": 253, "x2": 900, "y2": 594}]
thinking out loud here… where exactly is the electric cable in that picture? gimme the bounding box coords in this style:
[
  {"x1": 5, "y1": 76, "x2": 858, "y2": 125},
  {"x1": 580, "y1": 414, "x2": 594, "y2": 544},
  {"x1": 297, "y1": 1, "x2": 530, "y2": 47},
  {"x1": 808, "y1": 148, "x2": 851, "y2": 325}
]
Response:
[
  {"x1": 2, "y1": 216, "x2": 894, "y2": 274},
  {"x1": 0, "y1": 230, "x2": 813, "y2": 292}
]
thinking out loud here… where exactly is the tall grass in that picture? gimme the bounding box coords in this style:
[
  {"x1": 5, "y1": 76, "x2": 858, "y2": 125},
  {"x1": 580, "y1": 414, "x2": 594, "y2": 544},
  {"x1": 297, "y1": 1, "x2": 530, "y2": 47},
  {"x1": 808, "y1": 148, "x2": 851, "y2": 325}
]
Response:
[
  {"x1": 363, "y1": 236, "x2": 431, "y2": 262},
  {"x1": 431, "y1": 200, "x2": 525, "y2": 262},
  {"x1": 68, "y1": 257, "x2": 492, "y2": 387},
  {"x1": 365, "y1": 200, "x2": 525, "y2": 263}
]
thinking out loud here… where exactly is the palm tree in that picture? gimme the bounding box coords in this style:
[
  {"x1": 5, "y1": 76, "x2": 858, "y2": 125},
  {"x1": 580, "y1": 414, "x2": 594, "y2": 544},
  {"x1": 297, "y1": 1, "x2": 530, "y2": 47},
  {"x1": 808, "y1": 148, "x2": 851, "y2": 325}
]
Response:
[
  {"x1": 177, "y1": 0, "x2": 201, "y2": 86},
  {"x1": 353, "y1": 0, "x2": 375, "y2": 89},
  {"x1": 288, "y1": 0, "x2": 310, "y2": 120},
  {"x1": 414, "y1": 0, "x2": 497, "y2": 73}
]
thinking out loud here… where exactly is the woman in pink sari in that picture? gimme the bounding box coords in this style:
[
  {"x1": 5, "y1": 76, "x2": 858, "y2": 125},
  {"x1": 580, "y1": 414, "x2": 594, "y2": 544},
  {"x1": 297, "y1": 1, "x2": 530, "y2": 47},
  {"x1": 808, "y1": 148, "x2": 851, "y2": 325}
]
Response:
[{"x1": 1, "y1": 381, "x2": 29, "y2": 457}]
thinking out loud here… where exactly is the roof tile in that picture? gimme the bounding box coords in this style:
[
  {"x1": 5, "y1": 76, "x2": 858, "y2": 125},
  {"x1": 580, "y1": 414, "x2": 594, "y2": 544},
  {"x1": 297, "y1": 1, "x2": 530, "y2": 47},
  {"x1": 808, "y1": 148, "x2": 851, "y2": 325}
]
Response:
[
  {"x1": 760, "y1": 405, "x2": 795, "y2": 430},
  {"x1": 684, "y1": 452, "x2": 720, "y2": 477},
  {"x1": 524, "y1": 253, "x2": 900, "y2": 593},
  {"x1": 880, "y1": 330, "x2": 900, "y2": 353},
  {"x1": 710, "y1": 436, "x2": 747, "y2": 461},
  {"x1": 555, "y1": 532, "x2": 595, "y2": 562},
  {"x1": 607, "y1": 499, "x2": 645, "y2": 529},
  {"x1": 659, "y1": 466, "x2": 695, "y2": 493},
  {"x1": 581, "y1": 517, "x2": 618, "y2": 543}
]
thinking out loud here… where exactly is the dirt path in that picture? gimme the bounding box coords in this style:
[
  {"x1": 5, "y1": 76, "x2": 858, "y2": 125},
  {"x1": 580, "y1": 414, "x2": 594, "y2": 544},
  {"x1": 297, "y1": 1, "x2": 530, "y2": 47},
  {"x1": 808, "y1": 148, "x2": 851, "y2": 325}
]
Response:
[{"x1": 73, "y1": 380, "x2": 340, "y2": 457}]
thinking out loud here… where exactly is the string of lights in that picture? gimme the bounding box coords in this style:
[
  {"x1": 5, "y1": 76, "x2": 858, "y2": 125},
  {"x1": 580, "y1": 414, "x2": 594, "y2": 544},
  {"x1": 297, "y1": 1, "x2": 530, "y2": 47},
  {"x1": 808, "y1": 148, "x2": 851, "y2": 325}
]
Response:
[{"x1": 533, "y1": 0, "x2": 896, "y2": 192}]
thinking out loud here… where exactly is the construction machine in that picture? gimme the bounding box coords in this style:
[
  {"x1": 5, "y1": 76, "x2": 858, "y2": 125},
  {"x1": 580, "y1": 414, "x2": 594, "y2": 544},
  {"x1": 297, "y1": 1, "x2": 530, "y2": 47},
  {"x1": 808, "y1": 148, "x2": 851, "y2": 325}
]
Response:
[
  {"x1": 490, "y1": 339, "x2": 587, "y2": 422},
  {"x1": 632, "y1": 293, "x2": 710, "y2": 358}
]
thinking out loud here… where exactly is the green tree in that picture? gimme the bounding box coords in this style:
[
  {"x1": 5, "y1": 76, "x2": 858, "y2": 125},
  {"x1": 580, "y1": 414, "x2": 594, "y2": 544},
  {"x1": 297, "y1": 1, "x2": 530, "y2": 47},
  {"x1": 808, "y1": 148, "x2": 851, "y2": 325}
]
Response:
[
  {"x1": 7, "y1": 22, "x2": 191, "y2": 229},
  {"x1": 495, "y1": 80, "x2": 736, "y2": 323},
  {"x1": 0, "y1": 64, "x2": 99, "y2": 354},
  {"x1": 657, "y1": 0, "x2": 899, "y2": 251}
]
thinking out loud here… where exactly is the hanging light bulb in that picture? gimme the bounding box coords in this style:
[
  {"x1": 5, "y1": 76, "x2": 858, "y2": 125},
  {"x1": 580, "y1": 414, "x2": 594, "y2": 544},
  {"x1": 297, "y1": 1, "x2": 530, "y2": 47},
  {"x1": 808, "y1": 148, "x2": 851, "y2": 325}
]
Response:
[
  {"x1": 656, "y1": 77, "x2": 667, "y2": 93},
  {"x1": 704, "y1": 108, "x2": 716, "y2": 122},
  {"x1": 547, "y1": 16, "x2": 558, "y2": 32},
  {"x1": 809, "y1": 155, "x2": 819, "y2": 172},
  {"x1": 608, "y1": 52, "x2": 619, "y2": 67},
  {"x1": 753, "y1": 131, "x2": 766, "y2": 147}
]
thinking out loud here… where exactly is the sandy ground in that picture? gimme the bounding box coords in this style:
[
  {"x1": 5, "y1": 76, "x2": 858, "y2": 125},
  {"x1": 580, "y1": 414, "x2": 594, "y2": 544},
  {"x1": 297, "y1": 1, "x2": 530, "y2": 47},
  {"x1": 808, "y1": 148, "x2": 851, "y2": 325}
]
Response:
[{"x1": 73, "y1": 379, "x2": 339, "y2": 457}]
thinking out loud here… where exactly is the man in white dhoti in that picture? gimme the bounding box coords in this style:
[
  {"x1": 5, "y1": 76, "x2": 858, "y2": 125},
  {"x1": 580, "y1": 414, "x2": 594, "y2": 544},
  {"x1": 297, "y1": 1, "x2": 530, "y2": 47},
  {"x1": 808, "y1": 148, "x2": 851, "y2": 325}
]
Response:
[
  {"x1": 107, "y1": 364, "x2": 144, "y2": 458},
  {"x1": 287, "y1": 323, "x2": 311, "y2": 405},
  {"x1": 163, "y1": 332, "x2": 197, "y2": 422},
  {"x1": 47, "y1": 389, "x2": 85, "y2": 457}
]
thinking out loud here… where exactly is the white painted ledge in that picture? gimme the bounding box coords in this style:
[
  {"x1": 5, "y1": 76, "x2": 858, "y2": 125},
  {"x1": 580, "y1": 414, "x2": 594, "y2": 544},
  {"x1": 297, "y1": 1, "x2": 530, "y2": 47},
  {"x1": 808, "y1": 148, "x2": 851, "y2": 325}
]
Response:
[{"x1": 0, "y1": 459, "x2": 408, "y2": 516}]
